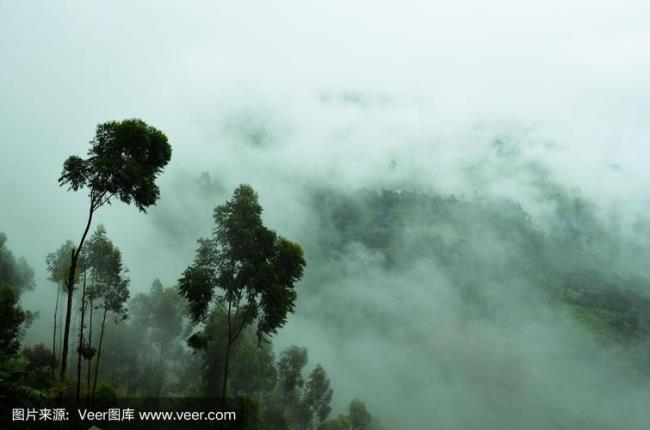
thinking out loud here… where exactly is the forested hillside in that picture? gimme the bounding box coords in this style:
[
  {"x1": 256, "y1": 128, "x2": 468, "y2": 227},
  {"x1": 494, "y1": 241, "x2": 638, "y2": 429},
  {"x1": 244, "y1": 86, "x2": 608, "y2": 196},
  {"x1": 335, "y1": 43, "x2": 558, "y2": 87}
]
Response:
[{"x1": 4, "y1": 170, "x2": 650, "y2": 429}]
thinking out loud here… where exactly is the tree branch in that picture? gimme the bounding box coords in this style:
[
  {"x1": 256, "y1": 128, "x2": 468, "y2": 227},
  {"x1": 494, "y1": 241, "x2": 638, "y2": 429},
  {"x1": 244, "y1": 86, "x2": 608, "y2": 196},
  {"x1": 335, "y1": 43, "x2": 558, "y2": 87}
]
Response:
[{"x1": 92, "y1": 191, "x2": 115, "y2": 211}]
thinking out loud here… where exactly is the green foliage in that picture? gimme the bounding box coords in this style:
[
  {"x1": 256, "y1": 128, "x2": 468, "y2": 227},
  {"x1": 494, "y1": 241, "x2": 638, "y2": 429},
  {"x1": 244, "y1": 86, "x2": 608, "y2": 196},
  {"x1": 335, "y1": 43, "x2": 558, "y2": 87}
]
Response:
[
  {"x1": 84, "y1": 226, "x2": 113, "y2": 277},
  {"x1": 57, "y1": 119, "x2": 171, "y2": 382},
  {"x1": 179, "y1": 185, "x2": 306, "y2": 340},
  {"x1": 93, "y1": 383, "x2": 118, "y2": 409},
  {"x1": 228, "y1": 331, "x2": 277, "y2": 397},
  {"x1": 178, "y1": 256, "x2": 214, "y2": 323},
  {"x1": 59, "y1": 119, "x2": 172, "y2": 212},
  {"x1": 309, "y1": 188, "x2": 548, "y2": 278},
  {"x1": 102, "y1": 280, "x2": 184, "y2": 396},
  {"x1": 348, "y1": 399, "x2": 372, "y2": 430},
  {"x1": 149, "y1": 279, "x2": 184, "y2": 352},
  {"x1": 0, "y1": 348, "x2": 52, "y2": 413},
  {"x1": 21, "y1": 344, "x2": 56, "y2": 390},
  {"x1": 307, "y1": 186, "x2": 650, "y2": 346},
  {"x1": 130, "y1": 280, "x2": 184, "y2": 351},
  {"x1": 305, "y1": 364, "x2": 333, "y2": 423},
  {"x1": 278, "y1": 346, "x2": 308, "y2": 393},
  {"x1": 199, "y1": 309, "x2": 278, "y2": 397},
  {"x1": 318, "y1": 415, "x2": 351, "y2": 430},
  {"x1": 0, "y1": 284, "x2": 25, "y2": 362},
  {"x1": 272, "y1": 345, "x2": 336, "y2": 430},
  {"x1": 179, "y1": 185, "x2": 305, "y2": 399},
  {"x1": 233, "y1": 395, "x2": 261, "y2": 430},
  {"x1": 0, "y1": 369, "x2": 47, "y2": 410},
  {"x1": 0, "y1": 232, "x2": 35, "y2": 297},
  {"x1": 46, "y1": 240, "x2": 76, "y2": 284},
  {"x1": 96, "y1": 320, "x2": 142, "y2": 393},
  {"x1": 0, "y1": 236, "x2": 43, "y2": 411},
  {"x1": 562, "y1": 271, "x2": 650, "y2": 342},
  {"x1": 259, "y1": 406, "x2": 290, "y2": 430},
  {"x1": 22, "y1": 344, "x2": 56, "y2": 370},
  {"x1": 84, "y1": 225, "x2": 130, "y2": 317}
]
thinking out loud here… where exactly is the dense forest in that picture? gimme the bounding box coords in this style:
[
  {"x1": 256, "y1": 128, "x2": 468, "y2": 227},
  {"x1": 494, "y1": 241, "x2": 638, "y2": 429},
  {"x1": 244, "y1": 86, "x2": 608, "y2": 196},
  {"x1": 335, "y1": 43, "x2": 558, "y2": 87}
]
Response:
[
  {"x1": 2, "y1": 120, "x2": 650, "y2": 429},
  {"x1": 1, "y1": 120, "x2": 382, "y2": 430}
]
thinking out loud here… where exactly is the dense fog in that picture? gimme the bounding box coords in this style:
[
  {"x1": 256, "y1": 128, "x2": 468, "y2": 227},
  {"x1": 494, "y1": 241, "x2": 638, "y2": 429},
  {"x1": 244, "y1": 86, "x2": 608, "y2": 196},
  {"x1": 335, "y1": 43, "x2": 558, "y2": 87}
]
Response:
[{"x1": 2, "y1": 2, "x2": 650, "y2": 429}]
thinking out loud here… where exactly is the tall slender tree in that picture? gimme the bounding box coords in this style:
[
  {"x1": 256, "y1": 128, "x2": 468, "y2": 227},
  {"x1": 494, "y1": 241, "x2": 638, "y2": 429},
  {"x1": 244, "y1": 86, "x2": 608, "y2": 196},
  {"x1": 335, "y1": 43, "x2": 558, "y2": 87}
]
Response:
[
  {"x1": 179, "y1": 184, "x2": 305, "y2": 399},
  {"x1": 148, "y1": 280, "x2": 183, "y2": 396},
  {"x1": 278, "y1": 346, "x2": 308, "y2": 398},
  {"x1": 348, "y1": 399, "x2": 372, "y2": 430},
  {"x1": 46, "y1": 240, "x2": 75, "y2": 378},
  {"x1": 126, "y1": 280, "x2": 181, "y2": 397},
  {"x1": 75, "y1": 268, "x2": 89, "y2": 405},
  {"x1": 277, "y1": 345, "x2": 309, "y2": 425},
  {"x1": 304, "y1": 364, "x2": 334, "y2": 426},
  {"x1": 82, "y1": 225, "x2": 110, "y2": 399},
  {"x1": 57, "y1": 119, "x2": 171, "y2": 382},
  {"x1": 90, "y1": 236, "x2": 129, "y2": 400}
]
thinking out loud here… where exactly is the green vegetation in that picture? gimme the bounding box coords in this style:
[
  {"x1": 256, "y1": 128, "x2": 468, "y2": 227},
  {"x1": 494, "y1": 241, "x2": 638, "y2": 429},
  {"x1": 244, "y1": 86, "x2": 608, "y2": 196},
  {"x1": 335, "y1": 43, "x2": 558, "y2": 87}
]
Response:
[
  {"x1": 57, "y1": 119, "x2": 172, "y2": 386},
  {"x1": 2, "y1": 131, "x2": 649, "y2": 429}
]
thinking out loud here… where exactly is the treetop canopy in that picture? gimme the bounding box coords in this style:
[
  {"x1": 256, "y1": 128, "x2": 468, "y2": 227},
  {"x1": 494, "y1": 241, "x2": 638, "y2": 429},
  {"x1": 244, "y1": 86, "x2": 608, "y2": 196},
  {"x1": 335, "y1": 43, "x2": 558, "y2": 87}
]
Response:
[{"x1": 59, "y1": 118, "x2": 172, "y2": 212}]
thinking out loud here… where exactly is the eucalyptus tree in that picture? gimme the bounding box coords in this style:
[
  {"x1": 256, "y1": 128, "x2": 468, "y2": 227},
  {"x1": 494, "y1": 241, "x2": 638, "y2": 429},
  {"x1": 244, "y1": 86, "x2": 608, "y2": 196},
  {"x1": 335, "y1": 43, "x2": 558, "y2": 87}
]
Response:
[
  {"x1": 275, "y1": 346, "x2": 335, "y2": 429},
  {"x1": 91, "y1": 240, "x2": 129, "y2": 400},
  {"x1": 57, "y1": 119, "x2": 171, "y2": 381},
  {"x1": 45, "y1": 240, "x2": 75, "y2": 374},
  {"x1": 304, "y1": 365, "x2": 333, "y2": 426},
  {"x1": 277, "y1": 345, "x2": 311, "y2": 427},
  {"x1": 348, "y1": 400, "x2": 372, "y2": 430},
  {"x1": 179, "y1": 184, "x2": 305, "y2": 399},
  {"x1": 81, "y1": 225, "x2": 111, "y2": 396},
  {"x1": 149, "y1": 280, "x2": 183, "y2": 367},
  {"x1": 128, "y1": 280, "x2": 183, "y2": 396},
  {"x1": 278, "y1": 346, "x2": 308, "y2": 397},
  {"x1": 73, "y1": 225, "x2": 124, "y2": 405},
  {"x1": 200, "y1": 310, "x2": 277, "y2": 398},
  {"x1": 75, "y1": 264, "x2": 90, "y2": 404},
  {"x1": 316, "y1": 400, "x2": 373, "y2": 430},
  {"x1": 126, "y1": 287, "x2": 155, "y2": 394}
]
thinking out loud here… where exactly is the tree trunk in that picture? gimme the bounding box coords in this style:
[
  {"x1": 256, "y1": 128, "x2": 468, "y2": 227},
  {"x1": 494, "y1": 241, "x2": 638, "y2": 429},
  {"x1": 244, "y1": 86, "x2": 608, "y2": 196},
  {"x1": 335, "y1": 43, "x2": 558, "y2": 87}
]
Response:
[
  {"x1": 157, "y1": 344, "x2": 165, "y2": 396},
  {"x1": 60, "y1": 250, "x2": 75, "y2": 382},
  {"x1": 222, "y1": 300, "x2": 234, "y2": 400},
  {"x1": 92, "y1": 305, "x2": 108, "y2": 402},
  {"x1": 52, "y1": 281, "x2": 61, "y2": 379},
  {"x1": 147, "y1": 338, "x2": 154, "y2": 396},
  {"x1": 60, "y1": 203, "x2": 94, "y2": 381},
  {"x1": 219, "y1": 299, "x2": 244, "y2": 430},
  {"x1": 86, "y1": 285, "x2": 94, "y2": 403},
  {"x1": 75, "y1": 270, "x2": 87, "y2": 406},
  {"x1": 58, "y1": 292, "x2": 64, "y2": 358},
  {"x1": 221, "y1": 298, "x2": 246, "y2": 399},
  {"x1": 221, "y1": 340, "x2": 231, "y2": 399}
]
